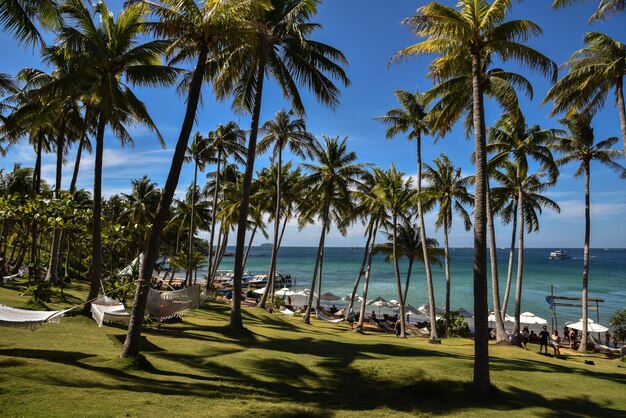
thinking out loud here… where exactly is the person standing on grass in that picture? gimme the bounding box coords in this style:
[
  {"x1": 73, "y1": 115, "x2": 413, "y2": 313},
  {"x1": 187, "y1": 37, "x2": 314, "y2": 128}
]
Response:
[
  {"x1": 539, "y1": 325, "x2": 550, "y2": 354},
  {"x1": 551, "y1": 330, "x2": 561, "y2": 357}
]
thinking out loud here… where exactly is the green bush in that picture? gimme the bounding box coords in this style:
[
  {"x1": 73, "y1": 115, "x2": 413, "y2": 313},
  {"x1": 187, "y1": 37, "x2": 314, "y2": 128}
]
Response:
[{"x1": 436, "y1": 311, "x2": 470, "y2": 338}]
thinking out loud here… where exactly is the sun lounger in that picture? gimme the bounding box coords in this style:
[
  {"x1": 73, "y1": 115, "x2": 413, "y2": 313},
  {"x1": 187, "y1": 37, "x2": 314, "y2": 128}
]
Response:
[
  {"x1": 279, "y1": 308, "x2": 295, "y2": 316},
  {"x1": 595, "y1": 344, "x2": 623, "y2": 359}
]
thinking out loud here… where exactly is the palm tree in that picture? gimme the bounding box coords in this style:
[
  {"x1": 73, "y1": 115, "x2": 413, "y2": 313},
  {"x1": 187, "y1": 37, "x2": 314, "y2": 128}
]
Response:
[
  {"x1": 120, "y1": 0, "x2": 253, "y2": 359},
  {"x1": 370, "y1": 166, "x2": 415, "y2": 338},
  {"x1": 487, "y1": 112, "x2": 560, "y2": 330},
  {"x1": 0, "y1": 0, "x2": 60, "y2": 48},
  {"x1": 185, "y1": 132, "x2": 213, "y2": 285},
  {"x1": 545, "y1": 32, "x2": 626, "y2": 155},
  {"x1": 553, "y1": 112, "x2": 625, "y2": 351},
  {"x1": 491, "y1": 161, "x2": 561, "y2": 335},
  {"x1": 423, "y1": 154, "x2": 472, "y2": 315},
  {"x1": 300, "y1": 135, "x2": 363, "y2": 324},
  {"x1": 394, "y1": 0, "x2": 556, "y2": 391},
  {"x1": 121, "y1": 176, "x2": 160, "y2": 258},
  {"x1": 212, "y1": 0, "x2": 350, "y2": 329},
  {"x1": 375, "y1": 89, "x2": 440, "y2": 339},
  {"x1": 50, "y1": 0, "x2": 179, "y2": 314},
  {"x1": 552, "y1": 0, "x2": 625, "y2": 21},
  {"x1": 205, "y1": 122, "x2": 246, "y2": 283},
  {"x1": 373, "y1": 220, "x2": 443, "y2": 307},
  {"x1": 257, "y1": 109, "x2": 315, "y2": 308}
]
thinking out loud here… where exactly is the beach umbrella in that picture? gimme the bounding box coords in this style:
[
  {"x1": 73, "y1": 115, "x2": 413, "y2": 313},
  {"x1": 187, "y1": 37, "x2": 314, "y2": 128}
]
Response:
[
  {"x1": 275, "y1": 287, "x2": 295, "y2": 297},
  {"x1": 367, "y1": 296, "x2": 391, "y2": 316},
  {"x1": 294, "y1": 289, "x2": 310, "y2": 297},
  {"x1": 403, "y1": 304, "x2": 428, "y2": 322},
  {"x1": 488, "y1": 312, "x2": 514, "y2": 322},
  {"x1": 418, "y1": 304, "x2": 443, "y2": 320},
  {"x1": 456, "y1": 307, "x2": 474, "y2": 318},
  {"x1": 564, "y1": 318, "x2": 609, "y2": 333},
  {"x1": 520, "y1": 311, "x2": 548, "y2": 325},
  {"x1": 388, "y1": 299, "x2": 400, "y2": 306},
  {"x1": 319, "y1": 291, "x2": 340, "y2": 307},
  {"x1": 343, "y1": 294, "x2": 363, "y2": 303}
]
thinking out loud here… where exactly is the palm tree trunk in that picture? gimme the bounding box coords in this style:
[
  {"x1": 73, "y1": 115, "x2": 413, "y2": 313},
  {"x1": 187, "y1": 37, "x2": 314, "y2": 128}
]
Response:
[
  {"x1": 580, "y1": 163, "x2": 591, "y2": 351},
  {"x1": 242, "y1": 224, "x2": 257, "y2": 271},
  {"x1": 214, "y1": 229, "x2": 229, "y2": 278},
  {"x1": 444, "y1": 215, "x2": 452, "y2": 315},
  {"x1": 121, "y1": 48, "x2": 208, "y2": 359},
  {"x1": 513, "y1": 190, "x2": 524, "y2": 335},
  {"x1": 615, "y1": 78, "x2": 626, "y2": 155},
  {"x1": 230, "y1": 58, "x2": 266, "y2": 330},
  {"x1": 346, "y1": 223, "x2": 373, "y2": 317},
  {"x1": 46, "y1": 123, "x2": 66, "y2": 284},
  {"x1": 260, "y1": 151, "x2": 282, "y2": 308},
  {"x1": 502, "y1": 201, "x2": 517, "y2": 318},
  {"x1": 187, "y1": 161, "x2": 198, "y2": 287},
  {"x1": 277, "y1": 214, "x2": 288, "y2": 248},
  {"x1": 207, "y1": 151, "x2": 222, "y2": 285},
  {"x1": 302, "y1": 221, "x2": 326, "y2": 324},
  {"x1": 416, "y1": 131, "x2": 438, "y2": 342},
  {"x1": 392, "y1": 215, "x2": 407, "y2": 338},
  {"x1": 84, "y1": 112, "x2": 106, "y2": 312},
  {"x1": 210, "y1": 225, "x2": 225, "y2": 282},
  {"x1": 29, "y1": 133, "x2": 43, "y2": 283},
  {"x1": 402, "y1": 259, "x2": 414, "y2": 306},
  {"x1": 487, "y1": 184, "x2": 507, "y2": 343},
  {"x1": 356, "y1": 220, "x2": 379, "y2": 330},
  {"x1": 471, "y1": 53, "x2": 491, "y2": 391},
  {"x1": 316, "y1": 238, "x2": 326, "y2": 311}
]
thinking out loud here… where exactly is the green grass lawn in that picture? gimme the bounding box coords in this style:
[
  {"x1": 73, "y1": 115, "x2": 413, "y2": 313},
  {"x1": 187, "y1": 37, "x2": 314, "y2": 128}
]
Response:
[{"x1": 1, "y1": 279, "x2": 625, "y2": 417}]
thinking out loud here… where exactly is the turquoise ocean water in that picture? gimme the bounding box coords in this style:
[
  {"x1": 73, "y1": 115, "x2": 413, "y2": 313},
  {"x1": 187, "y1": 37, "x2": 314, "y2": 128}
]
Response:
[{"x1": 212, "y1": 247, "x2": 625, "y2": 326}]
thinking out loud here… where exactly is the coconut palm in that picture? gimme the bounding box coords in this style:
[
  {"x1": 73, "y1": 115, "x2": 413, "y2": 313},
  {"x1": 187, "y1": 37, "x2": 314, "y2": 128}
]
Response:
[
  {"x1": 370, "y1": 165, "x2": 414, "y2": 338},
  {"x1": 545, "y1": 32, "x2": 626, "y2": 155},
  {"x1": 257, "y1": 109, "x2": 315, "y2": 307},
  {"x1": 205, "y1": 122, "x2": 246, "y2": 283},
  {"x1": 212, "y1": 0, "x2": 350, "y2": 329},
  {"x1": 375, "y1": 89, "x2": 441, "y2": 339},
  {"x1": 49, "y1": 0, "x2": 179, "y2": 314},
  {"x1": 120, "y1": 0, "x2": 254, "y2": 358},
  {"x1": 300, "y1": 135, "x2": 363, "y2": 324},
  {"x1": 491, "y1": 161, "x2": 561, "y2": 335},
  {"x1": 394, "y1": 0, "x2": 556, "y2": 391},
  {"x1": 487, "y1": 112, "x2": 560, "y2": 329},
  {"x1": 373, "y1": 220, "x2": 443, "y2": 307},
  {"x1": 553, "y1": 112, "x2": 625, "y2": 351},
  {"x1": 0, "y1": 0, "x2": 60, "y2": 47},
  {"x1": 121, "y1": 176, "x2": 160, "y2": 258},
  {"x1": 552, "y1": 0, "x2": 625, "y2": 21},
  {"x1": 423, "y1": 154, "x2": 472, "y2": 315}
]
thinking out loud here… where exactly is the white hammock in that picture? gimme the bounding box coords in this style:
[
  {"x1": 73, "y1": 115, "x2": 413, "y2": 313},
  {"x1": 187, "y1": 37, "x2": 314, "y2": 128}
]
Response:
[
  {"x1": 0, "y1": 304, "x2": 73, "y2": 331},
  {"x1": 90, "y1": 296, "x2": 130, "y2": 327},
  {"x1": 146, "y1": 285, "x2": 201, "y2": 319},
  {"x1": 316, "y1": 311, "x2": 345, "y2": 324},
  {"x1": 2, "y1": 273, "x2": 20, "y2": 284}
]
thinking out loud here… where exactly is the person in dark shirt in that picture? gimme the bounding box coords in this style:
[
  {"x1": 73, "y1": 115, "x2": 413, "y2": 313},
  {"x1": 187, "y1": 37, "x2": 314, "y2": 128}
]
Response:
[{"x1": 539, "y1": 325, "x2": 550, "y2": 354}]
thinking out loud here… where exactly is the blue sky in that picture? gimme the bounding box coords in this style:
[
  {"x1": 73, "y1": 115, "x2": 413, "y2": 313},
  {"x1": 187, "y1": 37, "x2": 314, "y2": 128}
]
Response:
[{"x1": 1, "y1": 0, "x2": 625, "y2": 248}]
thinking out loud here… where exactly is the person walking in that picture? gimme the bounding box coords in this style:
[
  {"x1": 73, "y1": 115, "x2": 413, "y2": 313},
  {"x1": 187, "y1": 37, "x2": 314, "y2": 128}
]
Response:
[{"x1": 539, "y1": 325, "x2": 550, "y2": 354}]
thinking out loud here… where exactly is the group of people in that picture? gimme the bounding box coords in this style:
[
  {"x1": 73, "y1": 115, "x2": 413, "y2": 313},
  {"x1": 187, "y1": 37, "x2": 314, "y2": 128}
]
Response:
[{"x1": 537, "y1": 325, "x2": 563, "y2": 357}]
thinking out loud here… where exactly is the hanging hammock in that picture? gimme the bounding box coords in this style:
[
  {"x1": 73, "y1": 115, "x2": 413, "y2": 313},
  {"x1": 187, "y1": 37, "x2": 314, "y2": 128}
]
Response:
[
  {"x1": 90, "y1": 296, "x2": 131, "y2": 327},
  {"x1": 146, "y1": 285, "x2": 202, "y2": 320},
  {"x1": 0, "y1": 304, "x2": 74, "y2": 331},
  {"x1": 2, "y1": 273, "x2": 20, "y2": 284}
]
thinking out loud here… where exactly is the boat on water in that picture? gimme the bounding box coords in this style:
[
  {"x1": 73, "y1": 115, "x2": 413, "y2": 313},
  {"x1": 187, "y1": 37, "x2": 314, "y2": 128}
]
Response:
[
  {"x1": 549, "y1": 250, "x2": 571, "y2": 260},
  {"x1": 248, "y1": 273, "x2": 293, "y2": 288}
]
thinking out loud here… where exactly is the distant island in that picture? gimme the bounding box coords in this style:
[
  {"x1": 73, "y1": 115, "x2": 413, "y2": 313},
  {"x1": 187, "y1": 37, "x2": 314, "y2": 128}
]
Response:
[{"x1": 259, "y1": 243, "x2": 273, "y2": 247}]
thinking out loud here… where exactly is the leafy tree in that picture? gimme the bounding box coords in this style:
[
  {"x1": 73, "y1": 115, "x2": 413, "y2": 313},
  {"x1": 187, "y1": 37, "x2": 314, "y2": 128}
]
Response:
[
  {"x1": 553, "y1": 112, "x2": 625, "y2": 351},
  {"x1": 257, "y1": 109, "x2": 315, "y2": 307},
  {"x1": 394, "y1": 0, "x2": 556, "y2": 391},
  {"x1": 552, "y1": 0, "x2": 625, "y2": 21},
  {"x1": 609, "y1": 308, "x2": 626, "y2": 342},
  {"x1": 0, "y1": 0, "x2": 60, "y2": 47},
  {"x1": 212, "y1": 0, "x2": 350, "y2": 329},
  {"x1": 545, "y1": 32, "x2": 626, "y2": 155}
]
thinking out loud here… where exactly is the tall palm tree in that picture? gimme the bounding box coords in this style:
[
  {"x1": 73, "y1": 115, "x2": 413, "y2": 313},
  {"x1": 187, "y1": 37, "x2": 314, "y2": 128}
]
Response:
[
  {"x1": 120, "y1": 0, "x2": 254, "y2": 359},
  {"x1": 300, "y1": 135, "x2": 363, "y2": 324},
  {"x1": 375, "y1": 89, "x2": 440, "y2": 340},
  {"x1": 552, "y1": 0, "x2": 625, "y2": 21},
  {"x1": 0, "y1": 0, "x2": 60, "y2": 48},
  {"x1": 373, "y1": 220, "x2": 443, "y2": 306},
  {"x1": 50, "y1": 0, "x2": 178, "y2": 313},
  {"x1": 491, "y1": 161, "x2": 561, "y2": 335},
  {"x1": 212, "y1": 0, "x2": 350, "y2": 329},
  {"x1": 370, "y1": 166, "x2": 415, "y2": 338},
  {"x1": 423, "y1": 154, "x2": 472, "y2": 315},
  {"x1": 185, "y1": 132, "x2": 213, "y2": 285},
  {"x1": 553, "y1": 112, "x2": 624, "y2": 351},
  {"x1": 394, "y1": 0, "x2": 556, "y2": 391},
  {"x1": 487, "y1": 112, "x2": 560, "y2": 330},
  {"x1": 257, "y1": 109, "x2": 315, "y2": 308},
  {"x1": 205, "y1": 122, "x2": 247, "y2": 283},
  {"x1": 545, "y1": 32, "x2": 626, "y2": 155}
]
